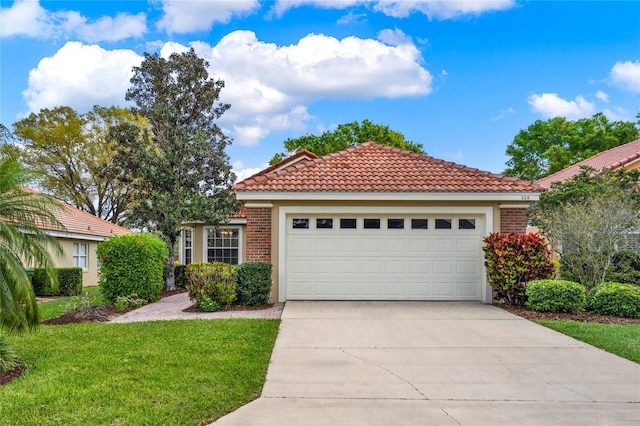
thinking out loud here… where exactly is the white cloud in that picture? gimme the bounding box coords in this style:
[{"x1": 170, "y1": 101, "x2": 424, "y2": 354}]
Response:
[
  {"x1": 595, "y1": 90, "x2": 609, "y2": 103},
  {"x1": 22, "y1": 42, "x2": 141, "y2": 115},
  {"x1": 437, "y1": 150, "x2": 464, "y2": 161},
  {"x1": 527, "y1": 93, "x2": 595, "y2": 120},
  {"x1": 377, "y1": 28, "x2": 412, "y2": 46},
  {"x1": 609, "y1": 60, "x2": 640, "y2": 93},
  {"x1": 601, "y1": 107, "x2": 629, "y2": 122},
  {"x1": 490, "y1": 106, "x2": 515, "y2": 121},
  {"x1": 0, "y1": 0, "x2": 50, "y2": 38},
  {"x1": 22, "y1": 31, "x2": 431, "y2": 146},
  {"x1": 273, "y1": 0, "x2": 516, "y2": 19},
  {"x1": 337, "y1": 11, "x2": 368, "y2": 24},
  {"x1": 232, "y1": 161, "x2": 268, "y2": 182},
  {"x1": 0, "y1": 0, "x2": 146, "y2": 41},
  {"x1": 157, "y1": 0, "x2": 259, "y2": 33}
]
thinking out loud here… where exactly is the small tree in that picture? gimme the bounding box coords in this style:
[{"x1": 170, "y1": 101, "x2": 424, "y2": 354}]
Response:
[
  {"x1": 115, "y1": 48, "x2": 239, "y2": 290},
  {"x1": 483, "y1": 233, "x2": 555, "y2": 305},
  {"x1": 533, "y1": 167, "x2": 640, "y2": 289}
]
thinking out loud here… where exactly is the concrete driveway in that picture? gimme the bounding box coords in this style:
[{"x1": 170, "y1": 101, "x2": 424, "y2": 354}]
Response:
[{"x1": 214, "y1": 301, "x2": 640, "y2": 425}]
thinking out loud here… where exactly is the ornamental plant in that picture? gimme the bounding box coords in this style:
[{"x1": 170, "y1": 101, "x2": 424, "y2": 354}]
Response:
[
  {"x1": 587, "y1": 282, "x2": 640, "y2": 318},
  {"x1": 483, "y1": 233, "x2": 555, "y2": 305},
  {"x1": 525, "y1": 280, "x2": 586, "y2": 313},
  {"x1": 235, "y1": 262, "x2": 273, "y2": 306},
  {"x1": 185, "y1": 262, "x2": 236, "y2": 310}
]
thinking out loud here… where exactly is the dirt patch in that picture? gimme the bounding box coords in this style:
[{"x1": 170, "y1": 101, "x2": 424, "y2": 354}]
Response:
[
  {"x1": 183, "y1": 303, "x2": 275, "y2": 313},
  {"x1": 498, "y1": 304, "x2": 640, "y2": 325},
  {"x1": 0, "y1": 364, "x2": 25, "y2": 386},
  {"x1": 41, "y1": 305, "x2": 118, "y2": 325}
]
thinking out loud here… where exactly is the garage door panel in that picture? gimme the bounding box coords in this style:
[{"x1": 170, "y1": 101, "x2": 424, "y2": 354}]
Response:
[{"x1": 286, "y1": 214, "x2": 485, "y2": 301}]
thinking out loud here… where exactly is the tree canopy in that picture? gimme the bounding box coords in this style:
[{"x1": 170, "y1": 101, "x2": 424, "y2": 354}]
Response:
[
  {"x1": 504, "y1": 113, "x2": 640, "y2": 181},
  {"x1": 12, "y1": 105, "x2": 146, "y2": 225},
  {"x1": 269, "y1": 119, "x2": 424, "y2": 165},
  {"x1": 117, "y1": 48, "x2": 238, "y2": 290}
]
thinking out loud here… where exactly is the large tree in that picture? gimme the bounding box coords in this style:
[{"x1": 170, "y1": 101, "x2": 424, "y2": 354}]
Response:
[
  {"x1": 118, "y1": 48, "x2": 238, "y2": 290},
  {"x1": 532, "y1": 167, "x2": 640, "y2": 288},
  {"x1": 0, "y1": 152, "x2": 63, "y2": 333},
  {"x1": 504, "y1": 113, "x2": 640, "y2": 181},
  {"x1": 12, "y1": 106, "x2": 146, "y2": 224},
  {"x1": 269, "y1": 119, "x2": 424, "y2": 164}
]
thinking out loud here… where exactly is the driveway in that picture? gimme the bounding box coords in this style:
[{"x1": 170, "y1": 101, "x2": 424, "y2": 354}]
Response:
[{"x1": 214, "y1": 301, "x2": 640, "y2": 425}]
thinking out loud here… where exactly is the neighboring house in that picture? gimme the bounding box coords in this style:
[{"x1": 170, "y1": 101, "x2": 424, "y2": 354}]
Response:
[
  {"x1": 535, "y1": 138, "x2": 640, "y2": 189},
  {"x1": 534, "y1": 138, "x2": 640, "y2": 250},
  {"x1": 27, "y1": 190, "x2": 132, "y2": 287},
  {"x1": 183, "y1": 142, "x2": 541, "y2": 303}
]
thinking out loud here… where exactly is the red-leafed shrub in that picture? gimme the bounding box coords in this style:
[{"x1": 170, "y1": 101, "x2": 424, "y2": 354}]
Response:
[{"x1": 483, "y1": 233, "x2": 556, "y2": 305}]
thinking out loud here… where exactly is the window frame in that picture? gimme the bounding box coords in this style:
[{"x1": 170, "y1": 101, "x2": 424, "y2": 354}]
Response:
[
  {"x1": 204, "y1": 227, "x2": 242, "y2": 265},
  {"x1": 181, "y1": 228, "x2": 193, "y2": 265},
  {"x1": 72, "y1": 242, "x2": 88, "y2": 270}
]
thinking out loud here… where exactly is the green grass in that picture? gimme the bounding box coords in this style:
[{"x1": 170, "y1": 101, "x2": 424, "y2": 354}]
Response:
[
  {"x1": 0, "y1": 319, "x2": 280, "y2": 425},
  {"x1": 536, "y1": 320, "x2": 640, "y2": 363},
  {"x1": 38, "y1": 286, "x2": 105, "y2": 321}
]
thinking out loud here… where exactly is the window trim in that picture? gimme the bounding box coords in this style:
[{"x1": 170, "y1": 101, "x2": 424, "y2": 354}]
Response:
[
  {"x1": 181, "y1": 228, "x2": 193, "y2": 265},
  {"x1": 72, "y1": 242, "x2": 88, "y2": 270},
  {"x1": 203, "y1": 226, "x2": 243, "y2": 265}
]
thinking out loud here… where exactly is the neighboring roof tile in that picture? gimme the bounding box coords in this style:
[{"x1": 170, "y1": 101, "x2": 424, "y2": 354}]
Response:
[
  {"x1": 230, "y1": 204, "x2": 247, "y2": 218},
  {"x1": 240, "y1": 149, "x2": 319, "y2": 182},
  {"x1": 233, "y1": 142, "x2": 540, "y2": 193},
  {"x1": 25, "y1": 189, "x2": 132, "y2": 238},
  {"x1": 536, "y1": 139, "x2": 640, "y2": 189}
]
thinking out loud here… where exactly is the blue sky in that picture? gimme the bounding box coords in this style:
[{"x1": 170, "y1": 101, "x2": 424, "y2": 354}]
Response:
[{"x1": 1, "y1": 1, "x2": 639, "y2": 180}]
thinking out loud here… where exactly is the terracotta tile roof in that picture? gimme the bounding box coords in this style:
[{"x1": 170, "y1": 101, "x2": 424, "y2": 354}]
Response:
[
  {"x1": 25, "y1": 188, "x2": 132, "y2": 238},
  {"x1": 230, "y1": 204, "x2": 247, "y2": 218},
  {"x1": 240, "y1": 149, "x2": 319, "y2": 182},
  {"x1": 233, "y1": 142, "x2": 540, "y2": 193},
  {"x1": 536, "y1": 139, "x2": 640, "y2": 189}
]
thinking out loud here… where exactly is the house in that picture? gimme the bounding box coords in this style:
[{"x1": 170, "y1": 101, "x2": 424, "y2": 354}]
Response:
[
  {"x1": 535, "y1": 138, "x2": 640, "y2": 189},
  {"x1": 182, "y1": 142, "x2": 541, "y2": 303},
  {"x1": 27, "y1": 190, "x2": 132, "y2": 286}
]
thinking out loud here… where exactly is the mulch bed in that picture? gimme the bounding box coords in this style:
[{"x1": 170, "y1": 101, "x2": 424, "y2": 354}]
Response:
[
  {"x1": 40, "y1": 305, "x2": 118, "y2": 325},
  {"x1": 183, "y1": 303, "x2": 274, "y2": 313},
  {"x1": 0, "y1": 364, "x2": 25, "y2": 386},
  {"x1": 498, "y1": 304, "x2": 640, "y2": 325}
]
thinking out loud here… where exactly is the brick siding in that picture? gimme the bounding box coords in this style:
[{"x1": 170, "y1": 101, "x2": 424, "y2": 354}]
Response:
[
  {"x1": 500, "y1": 208, "x2": 527, "y2": 234},
  {"x1": 245, "y1": 207, "x2": 271, "y2": 262}
]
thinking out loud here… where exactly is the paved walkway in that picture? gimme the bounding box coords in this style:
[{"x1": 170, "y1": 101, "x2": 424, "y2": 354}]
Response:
[
  {"x1": 213, "y1": 301, "x2": 640, "y2": 426},
  {"x1": 110, "y1": 292, "x2": 283, "y2": 323}
]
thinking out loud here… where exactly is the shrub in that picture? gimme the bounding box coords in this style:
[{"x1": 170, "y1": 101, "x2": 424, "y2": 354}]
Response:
[
  {"x1": 163, "y1": 263, "x2": 188, "y2": 288},
  {"x1": 114, "y1": 294, "x2": 148, "y2": 313},
  {"x1": 185, "y1": 262, "x2": 236, "y2": 310},
  {"x1": 235, "y1": 262, "x2": 273, "y2": 306},
  {"x1": 525, "y1": 280, "x2": 586, "y2": 313},
  {"x1": 64, "y1": 292, "x2": 97, "y2": 316},
  {"x1": 483, "y1": 233, "x2": 556, "y2": 305},
  {"x1": 195, "y1": 294, "x2": 220, "y2": 312},
  {"x1": 587, "y1": 282, "x2": 640, "y2": 318},
  {"x1": 32, "y1": 267, "x2": 82, "y2": 296},
  {"x1": 605, "y1": 251, "x2": 640, "y2": 286},
  {"x1": 97, "y1": 234, "x2": 167, "y2": 304},
  {"x1": 0, "y1": 337, "x2": 19, "y2": 373}
]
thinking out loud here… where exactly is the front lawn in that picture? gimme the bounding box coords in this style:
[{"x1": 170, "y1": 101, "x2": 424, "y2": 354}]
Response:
[
  {"x1": 0, "y1": 319, "x2": 279, "y2": 425},
  {"x1": 38, "y1": 286, "x2": 105, "y2": 321},
  {"x1": 536, "y1": 320, "x2": 640, "y2": 363}
]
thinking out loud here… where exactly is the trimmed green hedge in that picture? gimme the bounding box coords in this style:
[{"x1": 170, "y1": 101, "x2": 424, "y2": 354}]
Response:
[
  {"x1": 97, "y1": 234, "x2": 167, "y2": 303},
  {"x1": 525, "y1": 279, "x2": 586, "y2": 313},
  {"x1": 31, "y1": 267, "x2": 83, "y2": 297},
  {"x1": 235, "y1": 262, "x2": 272, "y2": 306},
  {"x1": 587, "y1": 282, "x2": 640, "y2": 318}
]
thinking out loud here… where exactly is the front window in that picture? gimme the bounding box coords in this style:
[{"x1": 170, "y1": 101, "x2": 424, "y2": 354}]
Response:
[
  {"x1": 183, "y1": 229, "x2": 193, "y2": 264},
  {"x1": 207, "y1": 228, "x2": 239, "y2": 265},
  {"x1": 73, "y1": 243, "x2": 88, "y2": 269}
]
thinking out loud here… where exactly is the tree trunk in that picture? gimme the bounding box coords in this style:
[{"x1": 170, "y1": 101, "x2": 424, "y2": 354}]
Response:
[{"x1": 165, "y1": 238, "x2": 176, "y2": 291}]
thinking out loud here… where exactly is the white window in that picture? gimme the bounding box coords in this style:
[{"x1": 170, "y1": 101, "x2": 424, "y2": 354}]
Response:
[
  {"x1": 206, "y1": 228, "x2": 240, "y2": 265},
  {"x1": 182, "y1": 229, "x2": 193, "y2": 264},
  {"x1": 73, "y1": 243, "x2": 88, "y2": 269}
]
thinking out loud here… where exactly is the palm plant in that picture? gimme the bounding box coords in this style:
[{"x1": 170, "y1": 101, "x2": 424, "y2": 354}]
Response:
[{"x1": 0, "y1": 153, "x2": 63, "y2": 334}]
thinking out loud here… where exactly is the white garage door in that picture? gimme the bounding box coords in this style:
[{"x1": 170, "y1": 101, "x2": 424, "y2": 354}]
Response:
[{"x1": 285, "y1": 214, "x2": 485, "y2": 301}]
